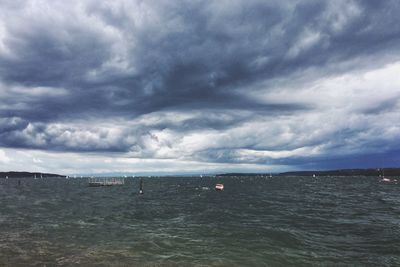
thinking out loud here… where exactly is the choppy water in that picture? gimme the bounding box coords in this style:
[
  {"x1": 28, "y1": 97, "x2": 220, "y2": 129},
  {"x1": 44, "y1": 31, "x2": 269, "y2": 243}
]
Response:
[{"x1": 0, "y1": 176, "x2": 399, "y2": 266}]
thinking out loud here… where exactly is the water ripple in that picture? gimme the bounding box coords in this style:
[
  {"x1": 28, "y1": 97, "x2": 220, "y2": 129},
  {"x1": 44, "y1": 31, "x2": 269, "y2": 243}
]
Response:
[{"x1": 0, "y1": 176, "x2": 399, "y2": 266}]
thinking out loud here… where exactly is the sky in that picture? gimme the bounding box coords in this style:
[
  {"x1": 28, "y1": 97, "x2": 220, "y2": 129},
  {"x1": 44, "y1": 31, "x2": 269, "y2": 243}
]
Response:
[{"x1": 1, "y1": 0, "x2": 400, "y2": 175}]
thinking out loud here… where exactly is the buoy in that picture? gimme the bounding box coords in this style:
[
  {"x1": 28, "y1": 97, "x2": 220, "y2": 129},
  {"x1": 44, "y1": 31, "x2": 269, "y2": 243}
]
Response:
[
  {"x1": 139, "y1": 178, "x2": 144, "y2": 194},
  {"x1": 215, "y1": 183, "x2": 224, "y2": 191}
]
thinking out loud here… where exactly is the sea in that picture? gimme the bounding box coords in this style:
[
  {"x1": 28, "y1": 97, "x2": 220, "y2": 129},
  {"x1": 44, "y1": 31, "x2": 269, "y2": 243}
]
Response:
[{"x1": 0, "y1": 175, "x2": 399, "y2": 266}]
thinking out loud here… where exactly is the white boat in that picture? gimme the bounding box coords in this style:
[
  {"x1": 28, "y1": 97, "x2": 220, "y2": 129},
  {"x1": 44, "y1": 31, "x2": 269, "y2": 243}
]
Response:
[
  {"x1": 380, "y1": 177, "x2": 398, "y2": 184},
  {"x1": 379, "y1": 169, "x2": 398, "y2": 184},
  {"x1": 215, "y1": 183, "x2": 224, "y2": 191}
]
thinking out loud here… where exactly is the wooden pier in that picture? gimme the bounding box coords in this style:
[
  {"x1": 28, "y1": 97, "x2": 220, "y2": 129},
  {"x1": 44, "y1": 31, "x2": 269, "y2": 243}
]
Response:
[{"x1": 88, "y1": 177, "x2": 125, "y2": 187}]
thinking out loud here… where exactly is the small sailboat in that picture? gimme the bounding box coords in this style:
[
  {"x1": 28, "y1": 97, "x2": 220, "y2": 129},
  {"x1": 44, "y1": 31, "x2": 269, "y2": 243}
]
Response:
[{"x1": 379, "y1": 169, "x2": 398, "y2": 184}]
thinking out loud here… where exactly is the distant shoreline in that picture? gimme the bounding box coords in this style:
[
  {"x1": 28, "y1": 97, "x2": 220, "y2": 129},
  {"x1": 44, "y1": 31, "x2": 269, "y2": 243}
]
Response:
[
  {"x1": 2, "y1": 168, "x2": 400, "y2": 178},
  {"x1": 217, "y1": 168, "x2": 400, "y2": 177},
  {"x1": 0, "y1": 171, "x2": 66, "y2": 179}
]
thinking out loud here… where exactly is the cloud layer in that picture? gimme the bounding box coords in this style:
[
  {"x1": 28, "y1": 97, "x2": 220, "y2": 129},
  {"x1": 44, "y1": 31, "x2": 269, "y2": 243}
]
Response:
[{"x1": 1, "y1": 0, "x2": 400, "y2": 173}]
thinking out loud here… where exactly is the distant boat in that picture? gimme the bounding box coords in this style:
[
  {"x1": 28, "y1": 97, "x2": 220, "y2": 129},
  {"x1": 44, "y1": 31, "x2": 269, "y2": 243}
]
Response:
[
  {"x1": 88, "y1": 177, "x2": 125, "y2": 187},
  {"x1": 379, "y1": 169, "x2": 398, "y2": 184},
  {"x1": 380, "y1": 177, "x2": 398, "y2": 184},
  {"x1": 215, "y1": 183, "x2": 224, "y2": 191}
]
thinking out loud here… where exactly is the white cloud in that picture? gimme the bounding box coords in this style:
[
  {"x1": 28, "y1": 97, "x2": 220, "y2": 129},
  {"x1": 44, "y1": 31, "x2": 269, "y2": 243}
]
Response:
[
  {"x1": 246, "y1": 61, "x2": 400, "y2": 158},
  {"x1": 0, "y1": 149, "x2": 11, "y2": 164},
  {"x1": 286, "y1": 29, "x2": 323, "y2": 59},
  {"x1": 0, "y1": 147, "x2": 280, "y2": 175},
  {"x1": 257, "y1": 61, "x2": 400, "y2": 112}
]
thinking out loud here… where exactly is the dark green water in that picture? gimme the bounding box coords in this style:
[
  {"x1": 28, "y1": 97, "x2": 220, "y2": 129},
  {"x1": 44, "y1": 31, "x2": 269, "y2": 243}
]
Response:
[{"x1": 0, "y1": 176, "x2": 399, "y2": 266}]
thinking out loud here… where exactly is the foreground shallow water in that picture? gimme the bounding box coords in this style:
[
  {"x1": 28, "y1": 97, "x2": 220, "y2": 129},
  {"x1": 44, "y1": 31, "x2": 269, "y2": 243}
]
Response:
[{"x1": 0, "y1": 176, "x2": 399, "y2": 266}]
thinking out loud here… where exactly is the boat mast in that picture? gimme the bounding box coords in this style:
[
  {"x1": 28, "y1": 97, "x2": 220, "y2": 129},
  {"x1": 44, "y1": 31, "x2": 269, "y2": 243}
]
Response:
[{"x1": 139, "y1": 178, "x2": 144, "y2": 194}]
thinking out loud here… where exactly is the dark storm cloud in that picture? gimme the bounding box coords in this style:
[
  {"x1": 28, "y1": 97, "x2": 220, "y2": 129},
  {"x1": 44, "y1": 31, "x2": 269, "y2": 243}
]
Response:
[
  {"x1": 1, "y1": 1, "x2": 397, "y2": 111},
  {"x1": 1, "y1": 0, "x2": 400, "y2": 167},
  {"x1": 3, "y1": 0, "x2": 398, "y2": 118},
  {"x1": 0, "y1": 117, "x2": 28, "y2": 133}
]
